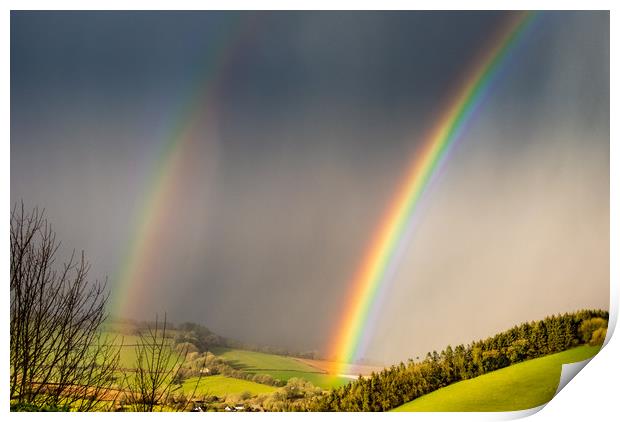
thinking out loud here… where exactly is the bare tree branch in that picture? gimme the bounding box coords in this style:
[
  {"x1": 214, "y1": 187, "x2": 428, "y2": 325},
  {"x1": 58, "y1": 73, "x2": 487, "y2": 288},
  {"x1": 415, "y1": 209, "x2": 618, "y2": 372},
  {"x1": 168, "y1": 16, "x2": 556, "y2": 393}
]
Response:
[{"x1": 10, "y1": 202, "x2": 121, "y2": 411}]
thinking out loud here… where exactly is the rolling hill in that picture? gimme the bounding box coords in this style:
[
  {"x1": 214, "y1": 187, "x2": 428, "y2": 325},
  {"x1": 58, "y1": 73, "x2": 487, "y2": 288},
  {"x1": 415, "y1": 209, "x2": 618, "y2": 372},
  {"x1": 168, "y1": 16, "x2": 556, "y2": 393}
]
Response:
[
  {"x1": 102, "y1": 327, "x2": 352, "y2": 390},
  {"x1": 211, "y1": 347, "x2": 351, "y2": 389},
  {"x1": 392, "y1": 345, "x2": 601, "y2": 412}
]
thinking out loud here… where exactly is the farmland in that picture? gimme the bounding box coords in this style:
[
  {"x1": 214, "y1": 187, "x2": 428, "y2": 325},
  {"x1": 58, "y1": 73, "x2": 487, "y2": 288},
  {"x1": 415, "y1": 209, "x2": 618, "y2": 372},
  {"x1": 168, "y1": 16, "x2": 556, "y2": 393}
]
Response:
[
  {"x1": 100, "y1": 329, "x2": 353, "y2": 390},
  {"x1": 180, "y1": 375, "x2": 277, "y2": 398},
  {"x1": 101, "y1": 332, "x2": 178, "y2": 370},
  {"x1": 211, "y1": 347, "x2": 352, "y2": 389}
]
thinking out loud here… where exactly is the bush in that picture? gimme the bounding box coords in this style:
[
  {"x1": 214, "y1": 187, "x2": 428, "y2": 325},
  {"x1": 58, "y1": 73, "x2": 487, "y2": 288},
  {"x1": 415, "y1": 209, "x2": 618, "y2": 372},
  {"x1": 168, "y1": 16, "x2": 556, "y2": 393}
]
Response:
[
  {"x1": 176, "y1": 342, "x2": 200, "y2": 355},
  {"x1": 578, "y1": 318, "x2": 607, "y2": 343},
  {"x1": 589, "y1": 327, "x2": 607, "y2": 346},
  {"x1": 251, "y1": 373, "x2": 277, "y2": 386}
]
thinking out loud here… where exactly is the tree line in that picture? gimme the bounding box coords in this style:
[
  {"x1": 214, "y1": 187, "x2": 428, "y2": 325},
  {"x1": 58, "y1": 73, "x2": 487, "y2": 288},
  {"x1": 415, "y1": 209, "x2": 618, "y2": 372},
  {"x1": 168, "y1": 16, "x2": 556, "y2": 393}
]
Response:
[{"x1": 312, "y1": 309, "x2": 608, "y2": 411}]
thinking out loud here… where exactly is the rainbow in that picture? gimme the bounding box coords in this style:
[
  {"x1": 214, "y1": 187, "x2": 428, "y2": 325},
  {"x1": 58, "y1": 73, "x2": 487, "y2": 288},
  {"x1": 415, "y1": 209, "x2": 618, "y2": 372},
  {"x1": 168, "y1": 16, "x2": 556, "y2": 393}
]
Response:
[
  {"x1": 110, "y1": 15, "x2": 258, "y2": 318},
  {"x1": 328, "y1": 12, "x2": 538, "y2": 375}
]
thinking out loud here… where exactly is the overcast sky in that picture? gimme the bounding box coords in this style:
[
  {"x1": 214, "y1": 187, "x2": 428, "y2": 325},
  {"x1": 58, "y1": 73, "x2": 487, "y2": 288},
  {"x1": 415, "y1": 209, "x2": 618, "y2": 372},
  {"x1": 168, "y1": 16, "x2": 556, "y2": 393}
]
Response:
[{"x1": 11, "y1": 11, "x2": 609, "y2": 364}]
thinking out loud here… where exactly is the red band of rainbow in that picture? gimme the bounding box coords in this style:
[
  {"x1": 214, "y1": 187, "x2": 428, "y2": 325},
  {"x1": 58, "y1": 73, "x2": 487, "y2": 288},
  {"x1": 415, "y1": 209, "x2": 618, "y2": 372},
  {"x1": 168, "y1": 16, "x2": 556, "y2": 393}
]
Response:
[{"x1": 328, "y1": 11, "x2": 538, "y2": 375}]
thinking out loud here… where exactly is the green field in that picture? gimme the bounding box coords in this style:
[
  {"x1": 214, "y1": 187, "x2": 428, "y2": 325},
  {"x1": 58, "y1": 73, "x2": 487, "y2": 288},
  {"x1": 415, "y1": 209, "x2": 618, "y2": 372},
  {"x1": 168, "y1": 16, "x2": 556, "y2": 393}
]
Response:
[
  {"x1": 180, "y1": 375, "x2": 276, "y2": 398},
  {"x1": 211, "y1": 347, "x2": 350, "y2": 389},
  {"x1": 101, "y1": 333, "x2": 178, "y2": 369},
  {"x1": 102, "y1": 332, "x2": 349, "y2": 390},
  {"x1": 392, "y1": 345, "x2": 601, "y2": 412}
]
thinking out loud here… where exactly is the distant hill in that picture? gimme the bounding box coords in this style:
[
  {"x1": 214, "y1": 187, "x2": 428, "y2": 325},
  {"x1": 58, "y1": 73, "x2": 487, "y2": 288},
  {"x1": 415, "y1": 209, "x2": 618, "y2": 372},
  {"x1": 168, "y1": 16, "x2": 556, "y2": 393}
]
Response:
[{"x1": 104, "y1": 317, "x2": 320, "y2": 360}]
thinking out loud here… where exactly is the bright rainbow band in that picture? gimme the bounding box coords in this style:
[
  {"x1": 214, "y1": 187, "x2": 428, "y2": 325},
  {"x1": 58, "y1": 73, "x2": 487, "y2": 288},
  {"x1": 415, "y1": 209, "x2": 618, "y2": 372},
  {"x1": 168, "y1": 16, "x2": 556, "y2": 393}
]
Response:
[{"x1": 328, "y1": 12, "x2": 538, "y2": 375}]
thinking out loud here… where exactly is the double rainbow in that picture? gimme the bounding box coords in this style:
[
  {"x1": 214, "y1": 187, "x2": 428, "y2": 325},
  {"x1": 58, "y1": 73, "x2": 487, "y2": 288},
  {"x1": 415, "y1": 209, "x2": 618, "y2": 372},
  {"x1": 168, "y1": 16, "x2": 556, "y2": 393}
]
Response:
[
  {"x1": 328, "y1": 12, "x2": 538, "y2": 375},
  {"x1": 109, "y1": 12, "x2": 538, "y2": 370}
]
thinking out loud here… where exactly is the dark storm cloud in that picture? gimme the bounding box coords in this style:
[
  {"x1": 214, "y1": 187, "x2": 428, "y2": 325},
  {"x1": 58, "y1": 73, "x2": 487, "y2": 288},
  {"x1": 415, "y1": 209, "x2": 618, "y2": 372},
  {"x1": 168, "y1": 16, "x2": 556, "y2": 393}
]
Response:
[{"x1": 11, "y1": 11, "x2": 609, "y2": 362}]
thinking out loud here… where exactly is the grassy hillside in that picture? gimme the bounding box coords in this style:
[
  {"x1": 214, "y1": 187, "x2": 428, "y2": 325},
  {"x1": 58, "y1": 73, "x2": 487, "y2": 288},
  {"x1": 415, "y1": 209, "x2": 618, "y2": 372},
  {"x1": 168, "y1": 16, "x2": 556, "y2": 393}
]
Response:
[
  {"x1": 392, "y1": 345, "x2": 601, "y2": 412},
  {"x1": 180, "y1": 375, "x2": 277, "y2": 397},
  {"x1": 211, "y1": 347, "x2": 350, "y2": 389}
]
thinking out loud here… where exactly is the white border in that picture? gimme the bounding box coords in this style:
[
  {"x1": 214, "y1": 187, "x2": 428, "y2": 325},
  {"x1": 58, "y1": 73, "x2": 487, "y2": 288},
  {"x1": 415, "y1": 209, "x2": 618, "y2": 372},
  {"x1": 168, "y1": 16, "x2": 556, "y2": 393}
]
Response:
[{"x1": 2, "y1": 2, "x2": 617, "y2": 422}]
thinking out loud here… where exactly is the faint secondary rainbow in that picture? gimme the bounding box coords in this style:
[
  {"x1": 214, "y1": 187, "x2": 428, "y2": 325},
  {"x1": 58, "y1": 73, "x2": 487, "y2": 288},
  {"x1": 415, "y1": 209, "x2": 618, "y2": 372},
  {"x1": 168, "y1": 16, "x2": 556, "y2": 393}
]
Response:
[
  {"x1": 328, "y1": 12, "x2": 538, "y2": 375},
  {"x1": 110, "y1": 16, "x2": 259, "y2": 318}
]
